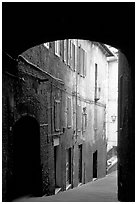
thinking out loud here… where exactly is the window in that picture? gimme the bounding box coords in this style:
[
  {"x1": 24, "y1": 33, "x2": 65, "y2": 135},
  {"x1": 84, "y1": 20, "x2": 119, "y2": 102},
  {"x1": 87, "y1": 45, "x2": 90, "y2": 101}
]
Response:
[
  {"x1": 67, "y1": 97, "x2": 71, "y2": 128},
  {"x1": 80, "y1": 48, "x2": 84, "y2": 76},
  {"x1": 55, "y1": 40, "x2": 60, "y2": 57},
  {"x1": 44, "y1": 42, "x2": 49, "y2": 49},
  {"x1": 63, "y1": 40, "x2": 76, "y2": 71},
  {"x1": 77, "y1": 105, "x2": 82, "y2": 131},
  {"x1": 66, "y1": 148, "x2": 71, "y2": 186},
  {"x1": 94, "y1": 62, "x2": 101, "y2": 101},
  {"x1": 60, "y1": 40, "x2": 64, "y2": 60},
  {"x1": 95, "y1": 63, "x2": 99, "y2": 101},
  {"x1": 64, "y1": 39, "x2": 69, "y2": 64},
  {"x1": 68, "y1": 40, "x2": 72, "y2": 67},
  {"x1": 83, "y1": 51, "x2": 87, "y2": 77},
  {"x1": 77, "y1": 46, "x2": 87, "y2": 77},
  {"x1": 77, "y1": 46, "x2": 81, "y2": 74},
  {"x1": 78, "y1": 144, "x2": 82, "y2": 183},
  {"x1": 54, "y1": 100, "x2": 60, "y2": 131},
  {"x1": 71, "y1": 42, "x2": 75, "y2": 71},
  {"x1": 82, "y1": 107, "x2": 87, "y2": 132}
]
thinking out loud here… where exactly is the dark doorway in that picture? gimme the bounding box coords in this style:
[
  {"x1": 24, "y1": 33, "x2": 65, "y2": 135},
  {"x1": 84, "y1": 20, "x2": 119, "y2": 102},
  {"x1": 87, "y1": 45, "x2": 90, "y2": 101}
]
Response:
[
  {"x1": 54, "y1": 145, "x2": 58, "y2": 188},
  {"x1": 66, "y1": 148, "x2": 71, "y2": 186},
  {"x1": 93, "y1": 150, "x2": 97, "y2": 179},
  {"x1": 9, "y1": 116, "x2": 42, "y2": 200},
  {"x1": 78, "y1": 144, "x2": 82, "y2": 183}
]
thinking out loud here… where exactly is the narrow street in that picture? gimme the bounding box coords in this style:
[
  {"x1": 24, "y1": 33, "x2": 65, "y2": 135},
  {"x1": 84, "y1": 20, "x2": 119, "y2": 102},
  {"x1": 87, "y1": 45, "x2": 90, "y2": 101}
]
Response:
[{"x1": 15, "y1": 170, "x2": 118, "y2": 202}]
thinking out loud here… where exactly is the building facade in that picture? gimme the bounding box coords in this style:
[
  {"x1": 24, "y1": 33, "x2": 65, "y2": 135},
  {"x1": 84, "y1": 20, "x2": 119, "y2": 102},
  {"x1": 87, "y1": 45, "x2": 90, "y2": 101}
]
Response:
[
  {"x1": 106, "y1": 54, "x2": 118, "y2": 157},
  {"x1": 2, "y1": 39, "x2": 114, "y2": 201}
]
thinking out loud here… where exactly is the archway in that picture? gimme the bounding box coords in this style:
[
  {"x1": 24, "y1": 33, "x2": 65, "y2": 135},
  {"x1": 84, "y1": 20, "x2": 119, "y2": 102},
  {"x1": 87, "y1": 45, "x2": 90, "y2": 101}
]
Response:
[
  {"x1": 2, "y1": 3, "x2": 135, "y2": 202},
  {"x1": 10, "y1": 116, "x2": 42, "y2": 200}
]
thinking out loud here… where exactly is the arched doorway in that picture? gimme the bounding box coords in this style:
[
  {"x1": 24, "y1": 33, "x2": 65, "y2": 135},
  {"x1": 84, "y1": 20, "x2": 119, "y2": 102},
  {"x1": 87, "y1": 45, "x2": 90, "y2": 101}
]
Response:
[{"x1": 10, "y1": 116, "x2": 42, "y2": 200}]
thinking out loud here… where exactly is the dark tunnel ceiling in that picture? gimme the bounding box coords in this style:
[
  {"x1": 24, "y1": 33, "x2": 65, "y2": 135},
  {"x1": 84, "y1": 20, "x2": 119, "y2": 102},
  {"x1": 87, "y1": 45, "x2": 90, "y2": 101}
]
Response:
[{"x1": 2, "y1": 3, "x2": 134, "y2": 65}]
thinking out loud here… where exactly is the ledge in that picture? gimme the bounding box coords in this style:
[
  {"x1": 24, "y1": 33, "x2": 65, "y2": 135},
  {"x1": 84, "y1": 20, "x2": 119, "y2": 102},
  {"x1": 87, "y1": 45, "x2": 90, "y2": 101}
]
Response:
[
  {"x1": 78, "y1": 183, "x2": 83, "y2": 187},
  {"x1": 55, "y1": 187, "x2": 62, "y2": 195},
  {"x1": 66, "y1": 184, "x2": 72, "y2": 191}
]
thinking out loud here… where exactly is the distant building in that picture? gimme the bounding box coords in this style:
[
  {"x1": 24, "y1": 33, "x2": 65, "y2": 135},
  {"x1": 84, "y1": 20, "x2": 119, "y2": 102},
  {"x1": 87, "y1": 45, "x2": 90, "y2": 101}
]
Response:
[
  {"x1": 2, "y1": 39, "x2": 114, "y2": 201},
  {"x1": 106, "y1": 52, "x2": 118, "y2": 156}
]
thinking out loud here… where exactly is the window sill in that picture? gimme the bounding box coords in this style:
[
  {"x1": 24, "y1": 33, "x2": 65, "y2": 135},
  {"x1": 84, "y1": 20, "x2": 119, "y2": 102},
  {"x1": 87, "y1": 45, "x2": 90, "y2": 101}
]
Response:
[
  {"x1": 66, "y1": 184, "x2": 72, "y2": 190},
  {"x1": 55, "y1": 53, "x2": 60, "y2": 58},
  {"x1": 55, "y1": 187, "x2": 62, "y2": 194},
  {"x1": 78, "y1": 183, "x2": 83, "y2": 187},
  {"x1": 93, "y1": 178, "x2": 97, "y2": 181}
]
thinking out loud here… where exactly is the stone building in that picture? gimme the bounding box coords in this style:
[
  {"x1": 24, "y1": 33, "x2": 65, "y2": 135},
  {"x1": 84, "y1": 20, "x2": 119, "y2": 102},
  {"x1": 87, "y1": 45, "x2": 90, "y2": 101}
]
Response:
[
  {"x1": 106, "y1": 51, "x2": 118, "y2": 157},
  {"x1": 2, "y1": 39, "x2": 114, "y2": 201}
]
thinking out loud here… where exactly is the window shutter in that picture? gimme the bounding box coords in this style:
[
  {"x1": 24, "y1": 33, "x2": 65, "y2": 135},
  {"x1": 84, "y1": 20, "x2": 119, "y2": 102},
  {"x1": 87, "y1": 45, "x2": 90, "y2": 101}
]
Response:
[
  {"x1": 84, "y1": 51, "x2": 87, "y2": 77},
  {"x1": 64, "y1": 40, "x2": 69, "y2": 64},
  {"x1": 55, "y1": 41, "x2": 60, "y2": 57},
  {"x1": 82, "y1": 108, "x2": 87, "y2": 132},
  {"x1": 77, "y1": 46, "x2": 81, "y2": 74},
  {"x1": 82, "y1": 48, "x2": 84, "y2": 76},
  {"x1": 55, "y1": 41, "x2": 57, "y2": 55},
  {"x1": 67, "y1": 97, "x2": 71, "y2": 128},
  {"x1": 95, "y1": 63, "x2": 98, "y2": 100},
  {"x1": 60, "y1": 40, "x2": 64, "y2": 60},
  {"x1": 54, "y1": 100, "x2": 60, "y2": 131},
  {"x1": 77, "y1": 105, "x2": 82, "y2": 131},
  {"x1": 66, "y1": 40, "x2": 69, "y2": 65},
  {"x1": 64, "y1": 40, "x2": 67, "y2": 63},
  {"x1": 68, "y1": 40, "x2": 71, "y2": 67},
  {"x1": 72, "y1": 43, "x2": 75, "y2": 71},
  {"x1": 80, "y1": 48, "x2": 82, "y2": 75},
  {"x1": 80, "y1": 47, "x2": 84, "y2": 76},
  {"x1": 82, "y1": 113, "x2": 85, "y2": 132}
]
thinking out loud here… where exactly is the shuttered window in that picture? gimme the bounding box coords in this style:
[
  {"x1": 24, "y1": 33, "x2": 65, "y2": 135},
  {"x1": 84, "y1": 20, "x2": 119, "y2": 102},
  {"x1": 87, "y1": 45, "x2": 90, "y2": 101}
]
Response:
[
  {"x1": 84, "y1": 51, "x2": 87, "y2": 77},
  {"x1": 67, "y1": 97, "x2": 71, "y2": 128},
  {"x1": 82, "y1": 108, "x2": 87, "y2": 132},
  {"x1": 80, "y1": 48, "x2": 84, "y2": 76},
  {"x1": 71, "y1": 42, "x2": 75, "y2": 71},
  {"x1": 77, "y1": 46, "x2": 81, "y2": 74},
  {"x1": 54, "y1": 100, "x2": 60, "y2": 131},
  {"x1": 55, "y1": 41, "x2": 60, "y2": 57},
  {"x1": 68, "y1": 40, "x2": 72, "y2": 67},
  {"x1": 77, "y1": 105, "x2": 82, "y2": 131},
  {"x1": 64, "y1": 39, "x2": 69, "y2": 64},
  {"x1": 60, "y1": 40, "x2": 64, "y2": 60},
  {"x1": 77, "y1": 46, "x2": 87, "y2": 77}
]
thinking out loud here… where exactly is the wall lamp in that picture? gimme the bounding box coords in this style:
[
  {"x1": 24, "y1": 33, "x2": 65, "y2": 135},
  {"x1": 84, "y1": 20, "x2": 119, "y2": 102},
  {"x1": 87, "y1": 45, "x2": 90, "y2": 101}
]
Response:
[{"x1": 111, "y1": 114, "x2": 116, "y2": 122}]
